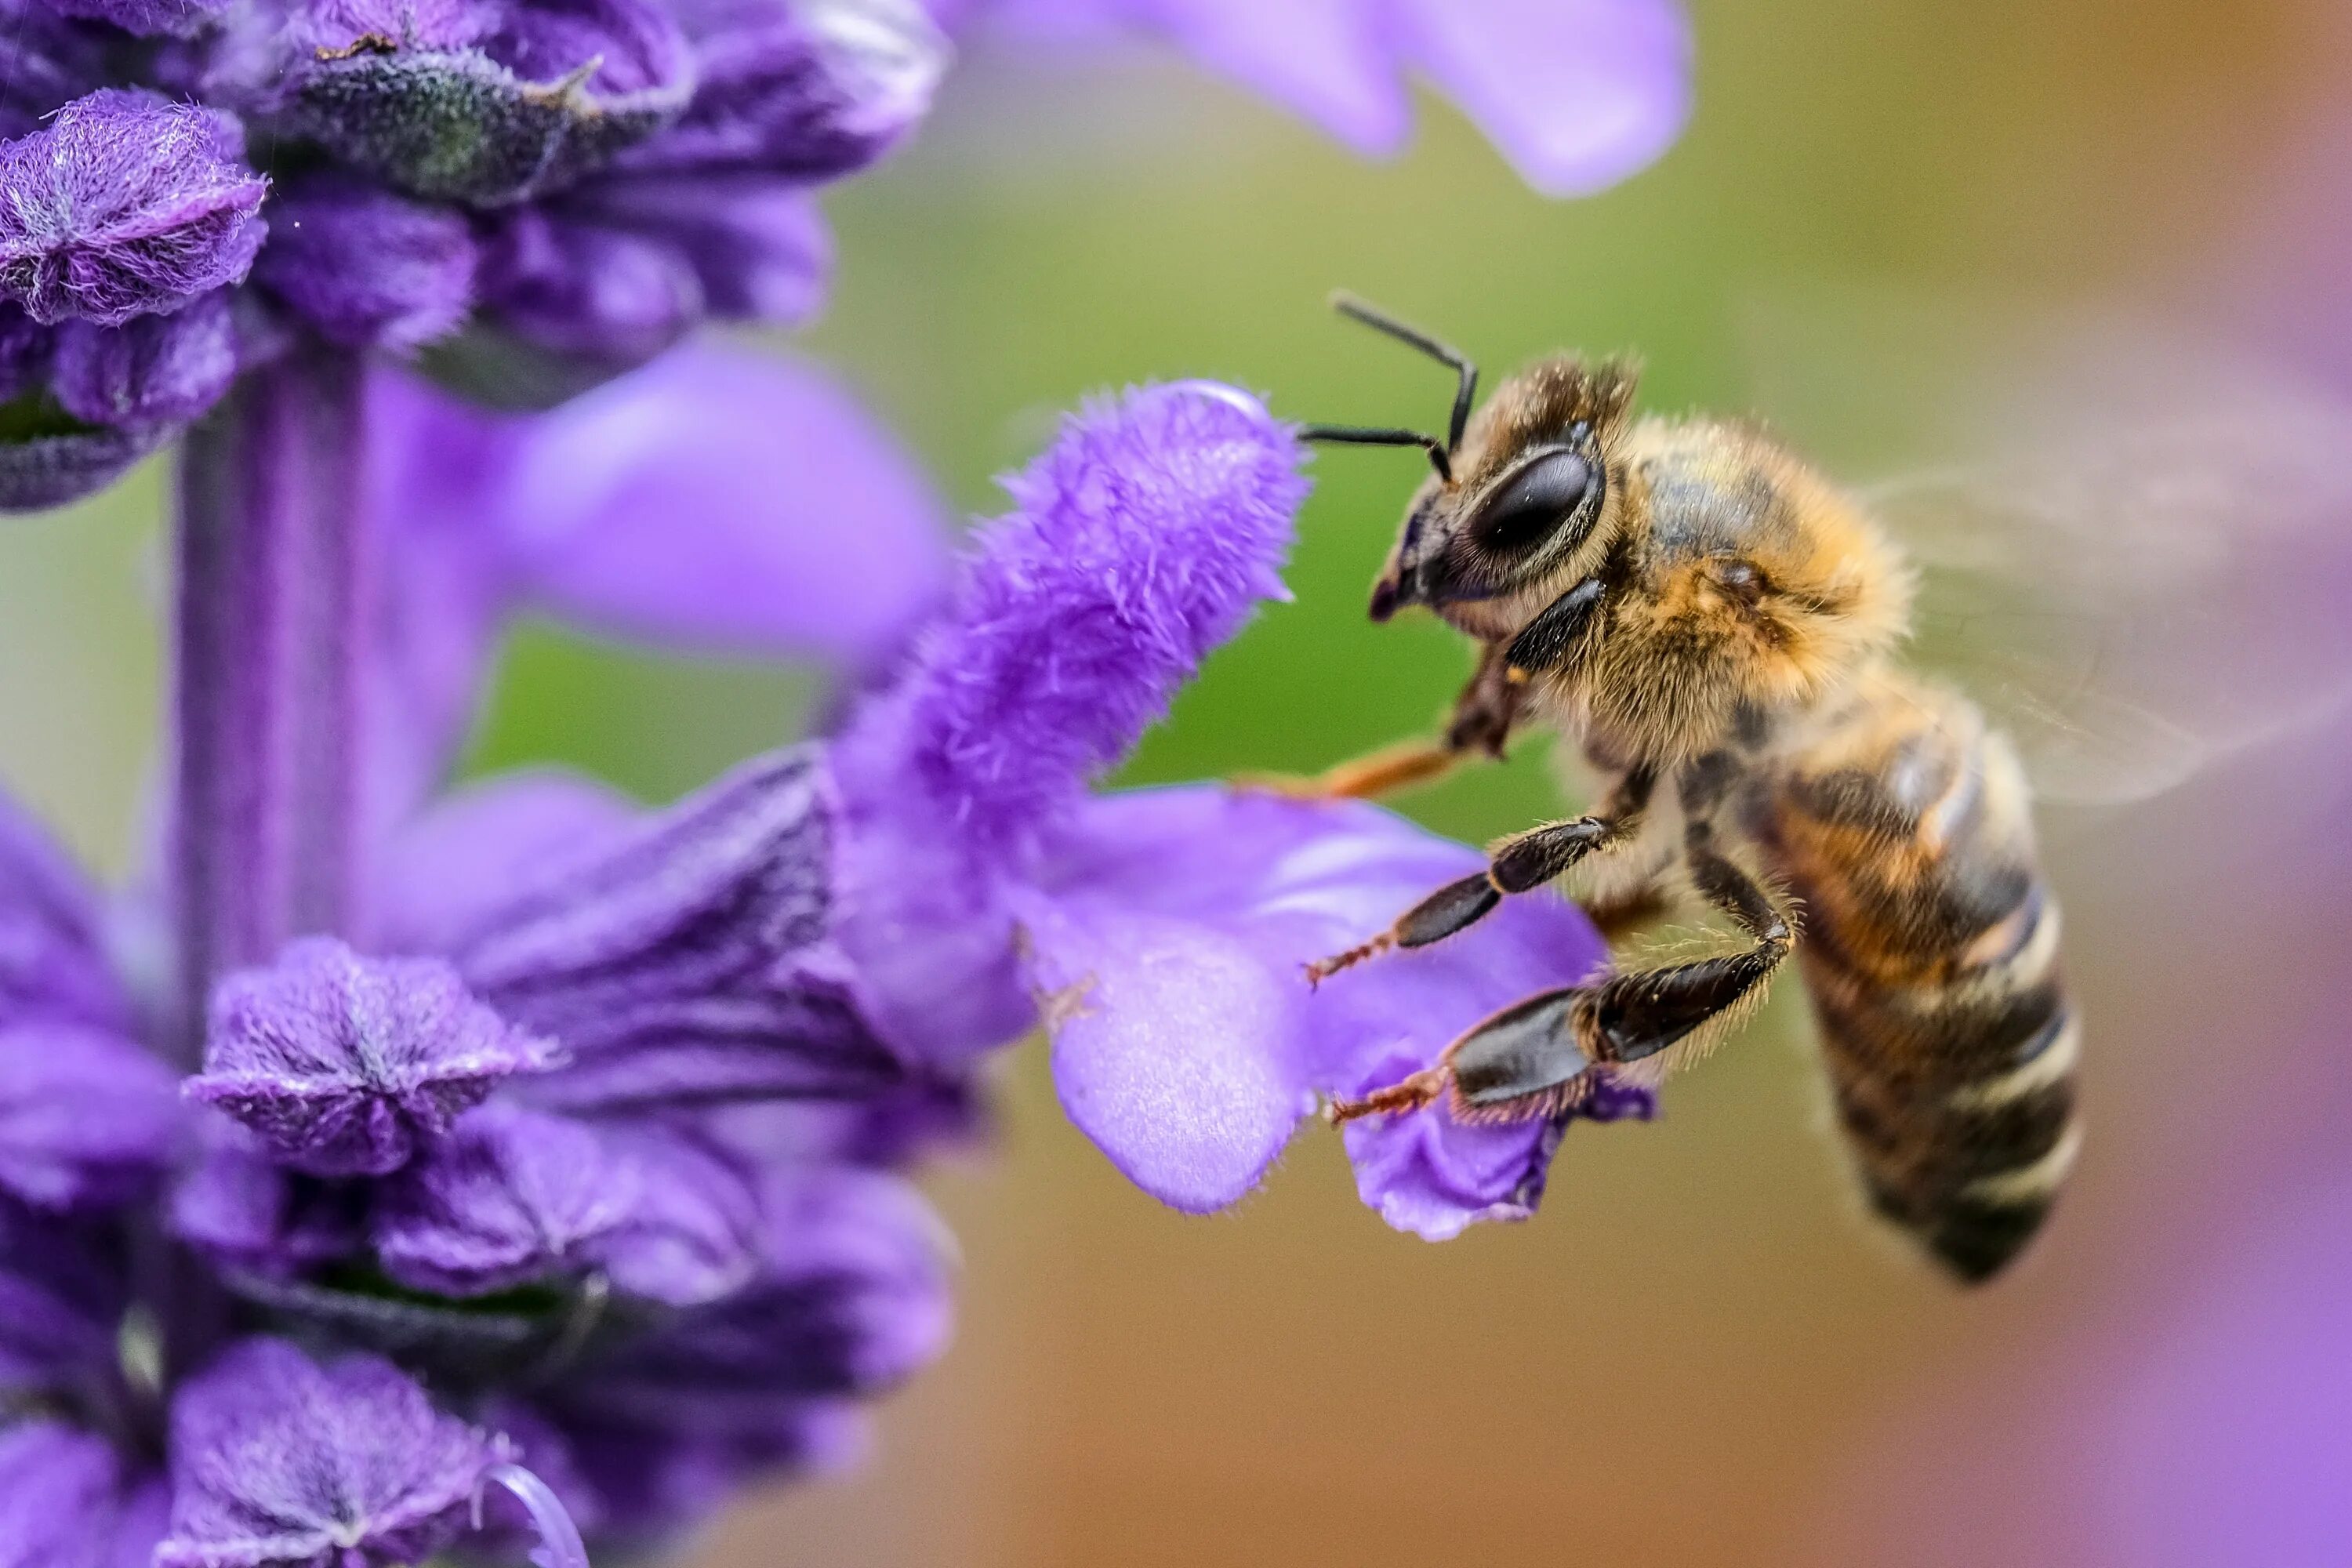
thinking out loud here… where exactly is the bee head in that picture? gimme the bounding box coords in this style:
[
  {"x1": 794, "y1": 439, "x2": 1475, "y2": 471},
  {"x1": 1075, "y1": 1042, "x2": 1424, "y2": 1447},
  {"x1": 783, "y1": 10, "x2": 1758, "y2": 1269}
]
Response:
[{"x1": 1301, "y1": 295, "x2": 1636, "y2": 633}]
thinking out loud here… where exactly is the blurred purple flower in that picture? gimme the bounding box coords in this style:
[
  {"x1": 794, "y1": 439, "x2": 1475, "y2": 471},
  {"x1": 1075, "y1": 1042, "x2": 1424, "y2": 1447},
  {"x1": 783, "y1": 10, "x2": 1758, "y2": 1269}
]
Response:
[
  {"x1": 0, "y1": 91, "x2": 267, "y2": 327},
  {"x1": 946, "y1": 0, "x2": 1692, "y2": 197}
]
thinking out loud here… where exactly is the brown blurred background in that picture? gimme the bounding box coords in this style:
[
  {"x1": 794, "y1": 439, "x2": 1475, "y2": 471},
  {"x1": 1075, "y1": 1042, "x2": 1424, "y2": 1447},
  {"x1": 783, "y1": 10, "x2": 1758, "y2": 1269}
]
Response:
[{"x1": 8, "y1": 0, "x2": 2351, "y2": 1563}]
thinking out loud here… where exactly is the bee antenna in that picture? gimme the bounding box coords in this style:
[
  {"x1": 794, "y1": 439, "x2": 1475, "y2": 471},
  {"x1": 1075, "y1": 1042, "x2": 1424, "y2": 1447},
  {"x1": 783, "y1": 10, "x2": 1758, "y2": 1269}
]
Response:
[
  {"x1": 1299, "y1": 423, "x2": 1454, "y2": 484},
  {"x1": 1328, "y1": 290, "x2": 1479, "y2": 453}
]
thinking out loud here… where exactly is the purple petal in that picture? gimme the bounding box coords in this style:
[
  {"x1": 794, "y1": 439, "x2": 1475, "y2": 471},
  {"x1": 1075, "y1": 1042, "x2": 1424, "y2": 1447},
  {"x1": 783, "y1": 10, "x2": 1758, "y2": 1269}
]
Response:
[
  {"x1": 253, "y1": 176, "x2": 476, "y2": 352},
  {"x1": 49, "y1": 288, "x2": 238, "y2": 428},
  {"x1": 0, "y1": 1022, "x2": 180, "y2": 1208},
  {"x1": 372, "y1": 770, "x2": 638, "y2": 954},
  {"x1": 0, "y1": 1422, "x2": 160, "y2": 1568},
  {"x1": 158, "y1": 1338, "x2": 493, "y2": 1568},
  {"x1": 842, "y1": 379, "x2": 1302, "y2": 855},
  {"x1": 375, "y1": 1102, "x2": 637, "y2": 1296},
  {"x1": 0, "y1": 90, "x2": 266, "y2": 327},
  {"x1": 0, "y1": 6, "x2": 108, "y2": 141},
  {"x1": 1026, "y1": 786, "x2": 1622, "y2": 1231},
  {"x1": 562, "y1": 173, "x2": 833, "y2": 325},
  {"x1": 590, "y1": 1126, "x2": 761, "y2": 1305},
  {"x1": 0, "y1": 788, "x2": 135, "y2": 1033},
  {"x1": 0, "y1": 1200, "x2": 125, "y2": 1391},
  {"x1": 169, "y1": 1136, "x2": 369, "y2": 1276},
  {"x1": 971, "y1": 0, "x2": 1688, "y2": 197},
  {"x1": 434, "y1": 749, "x2": 906, "y2": 1110},
  {"x1": 490, "y1": 342, "x2": 949, "y2": 660},
  {"x1": 188, "y1": 936, "x2": 561, "y2": 1178},
  {"x1": 474, "y1": 203, "x2": 700, "y2": 365},
  {"x1": 1022, "y1": 893, "x2": 1308, "y2": 1214},
  {"x1": 1392, "y1": 0, "x2": 1691, "y2": 198},
  {"x1": 622, "y1": 0, "x2": 948, "y2": 178}
]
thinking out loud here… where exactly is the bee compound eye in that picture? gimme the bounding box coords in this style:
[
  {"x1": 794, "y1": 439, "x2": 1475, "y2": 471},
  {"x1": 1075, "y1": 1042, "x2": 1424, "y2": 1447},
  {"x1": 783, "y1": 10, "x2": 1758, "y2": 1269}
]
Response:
[{"x1": 1470, "y1": 449, "x2": 1597, "y2": 557}]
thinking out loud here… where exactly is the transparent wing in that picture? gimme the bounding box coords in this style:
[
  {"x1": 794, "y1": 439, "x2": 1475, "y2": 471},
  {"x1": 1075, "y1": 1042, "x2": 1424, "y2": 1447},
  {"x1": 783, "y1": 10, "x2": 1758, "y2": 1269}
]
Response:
[{"x1": 1747, "y1": 299, "x2": 2352, "y2": 805}]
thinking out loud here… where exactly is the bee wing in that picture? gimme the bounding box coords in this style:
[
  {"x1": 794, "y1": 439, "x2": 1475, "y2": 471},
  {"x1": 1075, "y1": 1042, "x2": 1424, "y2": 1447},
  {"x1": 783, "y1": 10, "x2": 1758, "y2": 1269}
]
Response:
[
  {"x1": 1743, "y1": 297, "x2": 2352, "y2": 806},
  {"x1": 1864, "y1": 389, "x2": 2352, "y2": 804}
]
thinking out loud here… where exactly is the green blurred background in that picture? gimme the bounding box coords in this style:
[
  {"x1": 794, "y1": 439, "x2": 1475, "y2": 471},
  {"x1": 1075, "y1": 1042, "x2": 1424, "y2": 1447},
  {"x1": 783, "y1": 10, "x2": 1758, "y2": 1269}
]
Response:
[{"x1": 6, "y1": 0, "x2": 2349, "y2": 1563}]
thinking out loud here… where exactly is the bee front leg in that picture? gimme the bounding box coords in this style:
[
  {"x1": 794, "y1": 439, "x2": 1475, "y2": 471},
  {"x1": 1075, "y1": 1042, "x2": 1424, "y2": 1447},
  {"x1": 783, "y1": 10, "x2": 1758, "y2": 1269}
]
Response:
[
  {"x1": 1305, "y1": 766, "x2": 1657, "y2": 984},
  {"x1": 1237, "y1": 640, "x2": 1526, "y2": 802}
]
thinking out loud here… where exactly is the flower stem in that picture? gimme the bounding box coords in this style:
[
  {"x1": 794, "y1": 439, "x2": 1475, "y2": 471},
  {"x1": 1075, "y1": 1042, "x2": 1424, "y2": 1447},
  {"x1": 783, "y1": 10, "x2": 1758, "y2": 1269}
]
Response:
[{"x1": 170, "y1": 347, "x2": 370, "y2": 1058}]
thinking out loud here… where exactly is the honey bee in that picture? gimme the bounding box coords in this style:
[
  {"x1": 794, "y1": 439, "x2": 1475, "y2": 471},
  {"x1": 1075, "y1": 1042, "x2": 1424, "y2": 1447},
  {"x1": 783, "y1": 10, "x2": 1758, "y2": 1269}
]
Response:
[{"x1": 1285, "y1": 292, "x2": 2352, "y2": 1283}]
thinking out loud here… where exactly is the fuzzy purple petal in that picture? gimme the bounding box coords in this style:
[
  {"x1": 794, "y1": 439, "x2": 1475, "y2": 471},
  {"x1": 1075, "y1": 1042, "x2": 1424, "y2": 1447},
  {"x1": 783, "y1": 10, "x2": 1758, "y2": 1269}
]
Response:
[
  {"x1": 49, "y1": 289, "x2": 238, "y2": 428},
  {"x1": 0, "y1": 408, "x2": 169, "y2": 512},
  {"x1": 431, "y1": 748, "x2": 906, "y2": 1109},
  {"x1": 491, "y1": 342, "x2": 949, "y2": 661},
  {"x1": 0, "y1": 1422, "x2": 162, "y2": 1568},
  {"x1": 623, "y1": 0, "x2": 947, "y2": 178},
  {"x1": 188, "y1": 937, "x2": 561, "y2": 1178},
  {"x1": 158, "y1": 1338, "x2": 493, "y2": 1568},
  {"x1": 0, "y1": 1022, "x2": 180, "y2": 1208},
  {"x1": 254, "y1": 176, "x2": 475, "y2": 352},
  {"x1": 1026, "y1": 786, "x2": 1635, "y2": 1232},
  {"x1": 0, "y1": 90, "x2": 265, "y2": 327}
]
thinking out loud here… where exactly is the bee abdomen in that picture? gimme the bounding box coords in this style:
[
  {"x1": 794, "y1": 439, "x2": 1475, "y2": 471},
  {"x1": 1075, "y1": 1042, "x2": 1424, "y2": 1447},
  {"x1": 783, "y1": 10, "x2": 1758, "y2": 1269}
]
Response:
[{"x1": 1755, "y1": 678, "x2": 2079, "y2": 1283}]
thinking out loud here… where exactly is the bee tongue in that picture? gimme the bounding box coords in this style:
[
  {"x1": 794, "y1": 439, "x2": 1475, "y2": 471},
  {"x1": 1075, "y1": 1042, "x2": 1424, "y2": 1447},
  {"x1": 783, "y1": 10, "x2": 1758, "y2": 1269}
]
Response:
[{"x1": 1367, "y1": 576, "x2": 1403, "y2": 622}]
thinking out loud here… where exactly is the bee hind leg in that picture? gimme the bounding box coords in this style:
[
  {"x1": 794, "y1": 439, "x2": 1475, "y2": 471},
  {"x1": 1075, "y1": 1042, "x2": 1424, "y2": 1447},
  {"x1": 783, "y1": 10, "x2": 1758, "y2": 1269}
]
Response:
[
  {"x1": 1329, "y1": 985, "x2": 1605, "y2": 1123},
  {"x1": 1577, "y1": 763, "x2": 1795, "y2": 1066}
]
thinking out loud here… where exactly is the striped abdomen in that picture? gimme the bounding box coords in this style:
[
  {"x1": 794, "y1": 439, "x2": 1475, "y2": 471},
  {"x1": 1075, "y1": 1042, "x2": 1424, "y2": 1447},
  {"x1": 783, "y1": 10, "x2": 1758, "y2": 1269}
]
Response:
[{"x1": 1751, "y1": 674, "x2": 2078, "y2": 1283}]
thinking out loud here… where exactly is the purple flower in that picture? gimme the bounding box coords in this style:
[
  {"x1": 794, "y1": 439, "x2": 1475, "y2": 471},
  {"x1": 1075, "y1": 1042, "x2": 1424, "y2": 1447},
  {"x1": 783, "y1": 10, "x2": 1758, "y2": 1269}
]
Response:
[
  {"x1": 820, "y1": 379, "x2": 1639, "y2": 1234},
  {"x1": 950, "y1": 0, "x2": 1691, "y2": 197},
  {"x1": 50, "y1": 289, "x2": 241, "y2": 428},
  {"x1": 252, "y1": 177, "x2": 477, "y2": 351},
  {"x1": 0, "y1": 90, "x2": 267, "y2": 327},
  {"x1": 157, "y1": 1338, "x2": 494, "y2": 1568},
  {"x1": 187, "y1": 937, "x2": 560, "y2": 1178}
]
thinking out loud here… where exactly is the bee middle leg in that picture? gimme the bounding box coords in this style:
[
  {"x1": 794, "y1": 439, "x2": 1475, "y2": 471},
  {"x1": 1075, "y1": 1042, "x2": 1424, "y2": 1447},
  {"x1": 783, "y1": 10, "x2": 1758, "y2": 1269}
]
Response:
[
  {"x1": 1305, "y1": 765, "x2": 1657, "y2": 984},
  {"x1": 1330, "y1": 755, "x2": 1792, "y2": 1123}
]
